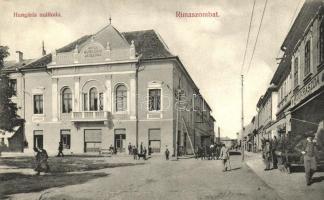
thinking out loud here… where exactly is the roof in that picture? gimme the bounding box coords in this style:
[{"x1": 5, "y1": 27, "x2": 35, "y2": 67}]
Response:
[
  {"x1": 3, "y1": 27, "x2": 173, "y2": 71},
  {"x1": 122, "y1": 30, "x2": 173, "y2": 59},
  {"x1": 271, "y1": 0, "x2": 323, "y2": 84},
  {"x1": 3, "y1": 59, "x2": 35, "y2": 71}
]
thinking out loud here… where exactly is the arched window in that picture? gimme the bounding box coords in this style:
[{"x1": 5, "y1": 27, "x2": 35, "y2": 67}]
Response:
[
  {"x1": 89, "y1": 87, "x2": 98, "y2": 111},
  {"x1": 116, "y1": 85, "x2": 127, "y2": 112},
  {"x1": 62, "y1": 88, "x2": 72, "y2": 113}
]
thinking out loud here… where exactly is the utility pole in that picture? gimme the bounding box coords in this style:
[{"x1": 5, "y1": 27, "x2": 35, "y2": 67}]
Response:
[
  {"x1": 175, "y1": 89, "x2": 180, "y2": 160},
  {"x1": 218, "y1": 126, "x2": 220, "y2": 144},
  {"x1": 241, "y1": 74, "x2": 245, "y2": 161}
]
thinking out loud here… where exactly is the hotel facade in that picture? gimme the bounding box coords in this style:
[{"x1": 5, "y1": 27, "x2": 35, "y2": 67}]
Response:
[{"x1": 3, "y1": 23, "x2": 215, "y2": 155}]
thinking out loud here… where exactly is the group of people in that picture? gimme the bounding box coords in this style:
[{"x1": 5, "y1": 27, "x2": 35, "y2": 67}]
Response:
[
  {"x1": 262, "y1": 133, "x2": 319, "y2": 186},
  {"x1": 195, "y1": 143, "x2": 224, "y2": 160},
  {"x1": 262, "y1": 136, "x2": 279, "y2": 171},
  {"x1": 129, "y1": 142, "x2": 149, "y2": 160},
  {"x1": 195, "y1": 143, "x2": 231, "y2": 172}
]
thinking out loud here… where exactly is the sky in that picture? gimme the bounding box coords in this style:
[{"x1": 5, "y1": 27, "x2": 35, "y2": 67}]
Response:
[{"x1": 0, "y1": 0, "x2": 304, "y2": 139}]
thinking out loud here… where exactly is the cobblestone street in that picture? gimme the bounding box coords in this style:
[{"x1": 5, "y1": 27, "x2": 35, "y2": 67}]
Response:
[{"x1": 6, "y1": 155, "x2": 284, "y2": 200}]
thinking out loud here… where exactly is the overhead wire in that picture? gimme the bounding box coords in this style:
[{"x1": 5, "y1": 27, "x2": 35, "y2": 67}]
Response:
[
  {"x1": 245, "y1": 0, "x2": 269, "y2": 75},
  {"x1": 240, "y1": 0, "x2": 257, "y2": 75}
]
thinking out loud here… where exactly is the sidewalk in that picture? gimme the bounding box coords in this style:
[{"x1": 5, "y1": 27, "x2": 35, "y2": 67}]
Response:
[{"x1": 245, "y1": 151, "x2": 324, "y2": 200}]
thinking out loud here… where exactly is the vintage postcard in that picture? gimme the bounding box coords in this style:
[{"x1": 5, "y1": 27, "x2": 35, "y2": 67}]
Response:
[{"x1": 0, "y1": 0, "x2": 324, "y2": 199}]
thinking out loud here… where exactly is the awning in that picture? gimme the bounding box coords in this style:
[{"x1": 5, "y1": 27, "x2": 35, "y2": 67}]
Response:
[
  {"x1": 0, "y1": 126, "x2": 21, "y2": 139},
  {"x1": 266, "y1": 117, "x2": 287, "y2": 132}
]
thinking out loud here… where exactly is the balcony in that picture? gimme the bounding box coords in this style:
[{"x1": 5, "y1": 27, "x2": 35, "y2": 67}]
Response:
[{"x1": 71, "y1": 111, "x2": 109, "y2": 122}]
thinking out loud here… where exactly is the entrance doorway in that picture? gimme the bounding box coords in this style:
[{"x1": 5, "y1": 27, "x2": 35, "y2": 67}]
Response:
[
  {"x1": 114, "y1": 129, "x2": 126, "y2": 152},
  {"x1": 33, "y1": 130, "x2": 43, "y2": 149},
  {"x1": 148, "y1": 129, "x2": 161, "y2": 153}
]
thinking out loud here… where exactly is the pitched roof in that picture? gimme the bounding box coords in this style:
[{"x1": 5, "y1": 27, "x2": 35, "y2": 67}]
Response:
[
  {"x1": 3, "y1": 27, "x2": 173, "y2": 71},
  {"x1": 3, "y1": 59, "x2": 36, "y2": 71},
  {"x1": 122, "y1": 30, "x2": 173, "y2": 59}
]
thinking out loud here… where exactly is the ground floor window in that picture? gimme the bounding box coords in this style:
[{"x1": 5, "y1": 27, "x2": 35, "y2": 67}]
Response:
[
  {"x1": 33, "y1": 130, "x2": 43, "y2": 149},
  {"x1": 114, "y1": 129, "x2": 126, "y2": 152},
  {"x1": 84, "y1": 129, "x2": 102, "y2": 152},
  {"x1": 60, "y1": 130, "x2": 71, "y2": 149},
  {"x1": 148, "y1": 129, "x2": 161, "y2": 153}
]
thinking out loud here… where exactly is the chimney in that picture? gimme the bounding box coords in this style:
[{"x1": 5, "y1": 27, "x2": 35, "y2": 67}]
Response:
[
  {"x1": 42, "y1": 41, "x2": 46, "y2": 56},
  {"x1": 15, "y1": 51, "x2": 23, "y2": 63}
]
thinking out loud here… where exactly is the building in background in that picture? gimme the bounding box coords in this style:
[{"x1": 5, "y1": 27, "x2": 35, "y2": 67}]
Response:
[
  {"x1": 2, "y1": 22, "x2": 215, "y2": 155},
  {"x1": 241, "y1": 0, "x2": 324, "y2": 153}
]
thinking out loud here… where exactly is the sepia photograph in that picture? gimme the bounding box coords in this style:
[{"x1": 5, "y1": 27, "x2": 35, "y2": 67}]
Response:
[{"x1": 0, "y1": 0, "x2": 324, "y2": 199}]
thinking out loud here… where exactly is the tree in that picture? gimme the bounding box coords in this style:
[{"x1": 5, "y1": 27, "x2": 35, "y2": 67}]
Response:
[{"x1": 0, "y1": 46, "x2": 21, "y2": 132}]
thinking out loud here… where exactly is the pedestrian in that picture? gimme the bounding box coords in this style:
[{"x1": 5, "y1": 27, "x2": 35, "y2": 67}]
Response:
[
  {"x1": 148, "y1": 145, "x2": 152, "y2": 155},
  {"x1": 165, "y1": 146, "x2": 170, "y2": 160},
  {"x1": 128, "y1": 142, "x2": 132, "y2": 155},
  {"x1": 220, "y1": 143, "x2": 230, "y2": 172},
  {"x1": 195, "y1": 146, "x2": 200, "y2": 159},
  {"x1": 272, "y1": 136, "x2": 278, "y2": 169},
  {"x1": 57, "y1": 141, "x2": 64, "y2": 157},
  {"x1": 133, "y1": 145, "x2": 138, "y2": 160},
  {"x1": 140, "y1": 142, "x2": 143, "y2": 154},
  {"x1": 210, "y1": 143, "x2": 215, "y2": 160},
  {"x1": 109, "y1": 144, "x2": 114, "y2": 154},
  {"x1": 263, "y1": 140, "x2": 271, "y2": 171},
  {"x1": 302, "y1": 135, "x2": 317, "y2": 186},
  {"x1": 34, "y1": 147, "x2": 50, "y2": 175}
]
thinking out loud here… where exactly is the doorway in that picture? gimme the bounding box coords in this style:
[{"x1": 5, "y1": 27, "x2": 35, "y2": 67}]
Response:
[
  {"x1": 33, "y1": 130, "x2": 43, "y2": 149},
  {"x1": 148, "y1": 129, "x2": 161, "y2": 153},
  {"x1": 114, "y1": 129, "x2": 126, "y2": 152}
]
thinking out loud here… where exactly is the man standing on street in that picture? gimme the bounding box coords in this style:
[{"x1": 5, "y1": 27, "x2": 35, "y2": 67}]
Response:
[
  {"x1": 220, "y1": 143, "x2": 230, "y2": 172},
  {"x1": 272, "y1": 136, "x2": 278, "y2": 169},
  {"x1": 165, "y1": 146, "x2": 170, "y2": 160},
  {"x1": 302, "y1": 135, "x2": 317, "y2": 186},
  {"x1": 263, "y1": 140, "x2": 271, "y2": 171},
  {"x1": 128, "y1": 142, "x2": 132, "y2": 155},
  {"x1": 57, "y1": 141, "x2": 64, "y2": 157}
]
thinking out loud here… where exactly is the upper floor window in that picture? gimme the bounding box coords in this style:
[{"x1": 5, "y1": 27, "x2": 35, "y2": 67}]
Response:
[
  {"x1": 33, "y1": 95, "x2": 43, "y2": 114},
  {"x1": 304, "y1": 40, "x2": 311, "y2": 76},
  {"x1": 83, "y1": 93, "x2": 88, "y2": 111},
  {"x1": 320, "y1": 20, "x2": 324, "y2": 63},
  {"x1": 99, "y1": 93, "x2": 104, "y2": 111},
  {"x1": 294, "y1": 57, "x2": 299, "y2": 87},
  {"x1": 116, "y1": 85, "x2": 127, "y2": 112},
  {"x1": 149, "y1": 89, "x2": 161, "y2": 111},
  {"x1": 89, "y1": 87, "x2": 98, "y2": 111},
  {"x1": 62, "y1": 88, "x2": 72, "y2": 113},
  {"x1": 9, "y1": 79, "x2": 17, "y2": 95}
]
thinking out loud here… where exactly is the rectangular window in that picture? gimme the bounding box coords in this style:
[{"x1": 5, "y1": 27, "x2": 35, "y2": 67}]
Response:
[
  {"x1": 294, "y1": 57, "x2": 299, "y2": 87},
  {"x1": 83, "y1": 93, "x2": 88, "y2": 111},
  {"x1": 9, "y1": 79, "x2": 17, "y2": 95},
  {"x1": 304, "y1": 40, "x2": 311, "y2": 76},
  {"x1": 33, "y1": 95, "x2": 43, "y2": 114},
  {"x1": 60, "y1": 130, "x2": 71, "y2": 149},
  {"x1": 149, "y1": 89, "x2": 161, "y2": 111}
]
